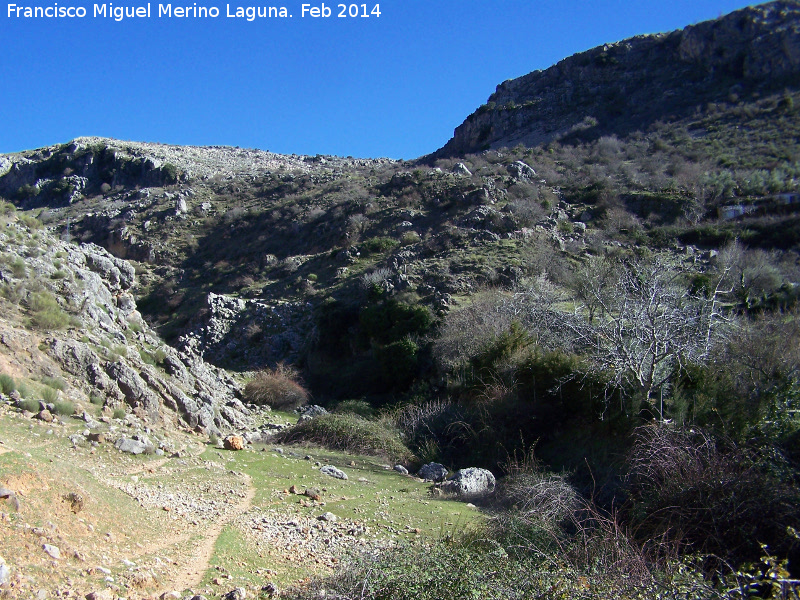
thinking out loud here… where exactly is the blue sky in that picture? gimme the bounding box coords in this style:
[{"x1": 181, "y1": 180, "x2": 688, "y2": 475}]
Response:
[{"x1": 1, "y1": 0, "x2": 755, "y2": 158}]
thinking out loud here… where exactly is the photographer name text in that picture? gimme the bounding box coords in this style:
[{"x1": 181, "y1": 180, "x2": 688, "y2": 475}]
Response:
[{"x1": 6, "y1": 2, "x2": 380, "y2": 20}]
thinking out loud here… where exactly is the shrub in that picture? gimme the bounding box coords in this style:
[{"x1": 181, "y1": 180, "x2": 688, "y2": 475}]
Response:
[
  {"x1": 334, "y1": 399, "x2": 377, "y2": 419},
  {"x1": 625, "y1": 425, "x2": 800, "y2": 566},
  {"x1": 18, "y1": 398, "x2": 40, "y2": 412},
  {"x1": 41, "y1": 376, "x2": 66, "y2": 391},
  {"x1": 53, "y1": 401, "x2": 75, "y2": 416},
  {"x1": 274, "y1": 413, "x2": 412, "y2": 462},
  {"x1": 244, "y1": 363, "x2": 309, "y2": 410},
  {"x1": 10, "y1": 258, "x2": 26, "y2": 278},
  {"x1": 17, "y1": 213, "x2": 41, "y2": 229},
  {"x1": 28, "y1": 291, "x2": 70, "y2": 330},
  {"x1": 90, "y1": 393, "x2": 104, "y2": 406},
  {"x1": 112, "y1": 407, "x2": 126, "y2": 419},
  {"x1": 363, "y1": 236, "x2": 399, "y2": 255},
  {"x1": 0, "y1": 374, "x2": 15, "y2": 395},
  {"x1": 41, "y1": 387, "x2": 58, "y2": 404}
]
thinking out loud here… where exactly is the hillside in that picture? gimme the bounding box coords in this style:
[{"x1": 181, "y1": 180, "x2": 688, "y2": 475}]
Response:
[
  {"x1": 440, "y1": 0, "x2": 800, "y2": 154},
  {"x1": 2, "y1": 2, "x2": 800, "y2": 599}
]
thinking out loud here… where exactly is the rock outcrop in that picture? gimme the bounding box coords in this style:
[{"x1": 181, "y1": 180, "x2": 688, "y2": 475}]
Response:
[
  {"x1": 0, "y1": 217, "x2": 252, "y2": 435},
  {"x1": 440, "y1": 1, "x2": 800, "y2": 154}
]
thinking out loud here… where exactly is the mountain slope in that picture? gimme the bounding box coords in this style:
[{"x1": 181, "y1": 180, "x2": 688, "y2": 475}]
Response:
[{"x1": 439, "y1": 1, "x2": 800, "y2": 155}]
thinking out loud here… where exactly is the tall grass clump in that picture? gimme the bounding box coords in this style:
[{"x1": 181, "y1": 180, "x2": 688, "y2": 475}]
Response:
[
  {"x1": 0, "y1": 373, "x2": 15, "y2": 395},
  {"x1": 28, "y1": 291, "x2": 70, "y2": 330},
  {"x1": 244, "y1": 363, "x2": 309, "y2": 410},
  {"x1": 274, "y1": 413, "x2": 412, "y2": 462}
]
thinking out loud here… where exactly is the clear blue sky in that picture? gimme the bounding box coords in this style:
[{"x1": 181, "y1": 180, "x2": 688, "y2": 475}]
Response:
[{"x1": 1, "y1": 0, "x2": 756, "y2": 158}]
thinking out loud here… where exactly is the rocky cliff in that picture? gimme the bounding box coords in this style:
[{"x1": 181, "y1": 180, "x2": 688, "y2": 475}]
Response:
[
  {"x1": 439, "y1": 1, "x2": 800, "y2": 154},
  {"x1": 0, "y1": 213, "x2": 255, "y2": 435}
]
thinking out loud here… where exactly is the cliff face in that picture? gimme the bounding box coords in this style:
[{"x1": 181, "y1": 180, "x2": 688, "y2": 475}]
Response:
[{"x1": 440, "y1": 1, "x2": 800, "y2": 155}]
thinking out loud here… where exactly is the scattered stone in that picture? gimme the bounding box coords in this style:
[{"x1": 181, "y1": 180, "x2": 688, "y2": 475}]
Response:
[
  {"x1": 36, "y1": 409, "x2": 54, "y2": 423},
  {"x1": 304, "y1": 488, "x2": 321, "y2": 501},
  {"x1": 393, "y1": 465, "x2": 408, "y2": 475},
  {"x1": 158, "y1": 592, "x2": 181, "y2": 600},
  {"x1": 0, "y1": 487, "x2": 19, "y2": 511},
  {"x1": 42, "y1": 544, "x2": 61, "y2": 559},
  {"x1": 288, "y1": 485, "x2": 299, "y2": 494},
  {"x1": 87, "y1": 432, "x2": 105, "y2": 443},
  {"x1": 223, "y1": 435, "x2": 244, "y2": 451},
  {"x1": 85, "y1": 591, "x2": 115, "y2": 600},
  {"x1": 262, "y1": 582, "x2": 278, "y2": 596},
  {"x1": 223, "y1": 588, "x2": 247, "y2": 600},
  {"x1": 318, "y1": 512, "x2": 337, "y2": 523},
  {"x1": 320, "y1": 465, "x2": 347, "y2": 480},
  {"x1": 295, "y1": 405, "x2": 327, "y2": 419},
  {"x1": 441, "y1": 467, "x2": 496, "y2": 498},
  {"x1": 0, "y1": 556, "x2": 9, "y2": 585},
  {"x1": 418, "y1": 462, "x2": 448, "y2": 482}
]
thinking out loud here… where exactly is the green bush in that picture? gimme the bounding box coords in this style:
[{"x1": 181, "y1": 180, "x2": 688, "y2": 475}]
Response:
[
  {"x1": 90, "y1": 393, "x2": 104, "y2": 406},
  {"x1": 41, "y1": 376, "x2": 66, "y2": 391},
  {"x1": 28, "y1": 291, "x2": 70, "y2": 330},
  {"x1": 41, "y1": 387, "x2": 58, "y2": 404},
  {"x1": 0, "y1": 374, "x2": 15, "y2": 395},
  {"x1": 274, "y1": 413, "x2": 412, "y2": 462},
  {"x1": 244, "y1": 363, "x2": 309, "y2": 410},
  {"x1": 112, "y1": 407, "x2": 126, "y2": 419},
  {"x1": 10, "y1": 258, "x2": 26, "y2": 279},
  {"x1": 53, "y1": 401, "x2": 75, "y2": 416},
  {"x1": 363, "y1": 236, "x2": 400, "y2": 255},
  {"x1": 334, "y1": 399, "x2": 377, "y2": 419},
  {"x1": 18, "y1": 398, "x2": 40, "y2": 412}
]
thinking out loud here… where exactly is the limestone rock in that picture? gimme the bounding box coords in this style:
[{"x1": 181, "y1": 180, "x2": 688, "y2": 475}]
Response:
[
  {"x1": 114, "y1": 437, "x2": 147, "y2": 455},
  {"x1": 441, "y1": 467, "x2": 496, "y2": 498},
  {"x1": 320, "y1": 465, "x2": 347, "y2": 480},
  {"x1": 223, "y1": 435, "x2": 244, "y2": 451},
  {"x1": 418, "y1": 462, "x2": 448, "y2": 482}
]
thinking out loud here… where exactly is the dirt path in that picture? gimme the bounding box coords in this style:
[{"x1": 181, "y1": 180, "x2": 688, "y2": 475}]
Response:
[{"x1": 167, "y1": 472, "x2": 256, "y2": 594}]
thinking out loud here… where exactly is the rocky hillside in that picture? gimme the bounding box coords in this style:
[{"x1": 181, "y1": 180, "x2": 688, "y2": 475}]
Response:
[
  {"x1": 0, "y1": 209, "x2": 260, "y2": 436},
  {"x1": 440, "y1": 1, "x2": 800, "y2": 154}
]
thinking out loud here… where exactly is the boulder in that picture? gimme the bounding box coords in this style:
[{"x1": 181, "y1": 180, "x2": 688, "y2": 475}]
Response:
[
  {"x1": 320, "y1": 465, "x2": 348, "y2": 480},
  {"x1": 418, "y1": 462, "x2": 448, "y2": 482},
  {"x1": 441, "y1": 467, "x2": 496, "y2": 498},
  {"x1": 115, "y1": 437, "x2": 147, "y2": 455},
  {"x1": 393, "y1": 465, "x2": 409, "y2": 475},
  {"x1": 507, "y1": 160, "x2": 537, "y2": 180},
  {"x1": 223, "y1": 435, "x2": 244, "y2": 451},
  {"x1": 452, "y1": 162, "x2": 472, "y2": 177}
]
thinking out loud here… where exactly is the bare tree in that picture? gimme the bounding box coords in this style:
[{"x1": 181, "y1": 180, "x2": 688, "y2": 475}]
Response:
[{"x1": 573, "y1": 254, "x2": 732, "y2": 413}]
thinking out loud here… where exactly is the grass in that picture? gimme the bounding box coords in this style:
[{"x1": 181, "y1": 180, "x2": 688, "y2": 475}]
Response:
[
  {"x1": 202, "y1": 442, "x2": 483, "y2": 590},
  {"x1": 0, "y1": 373, "x2": 15, "y2": 395},
  {"x1": 274, "y1": 413, "x2": 413, "y2": 463}
]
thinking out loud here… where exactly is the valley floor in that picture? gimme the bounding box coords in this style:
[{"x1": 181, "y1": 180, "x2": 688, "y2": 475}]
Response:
[{"x1": 0, "y1": 403, "x2": 481, "y2": 599}]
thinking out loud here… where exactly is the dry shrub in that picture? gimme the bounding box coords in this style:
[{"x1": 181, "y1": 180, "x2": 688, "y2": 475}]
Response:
[
  {"x1": 244, "y1": 363, "x2": 309, "y2": 410},
  {"x1": 495, "y1": 453, "x2": 652, "y2": 585},
  {"x1": 626, "y1": 425, "x2": 800, "y2": 566}
]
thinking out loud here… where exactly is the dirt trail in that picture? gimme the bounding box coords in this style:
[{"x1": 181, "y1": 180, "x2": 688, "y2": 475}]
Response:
[{"x1": 167, "y1": 472, "x2": 256, "y2": 594}]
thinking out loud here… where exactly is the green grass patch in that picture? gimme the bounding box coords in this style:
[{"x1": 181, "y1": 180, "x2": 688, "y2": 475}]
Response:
[
  {"x1": 274, "y1": 413, "x2": 413, "y2": 462},
  {"x1": 0, "y1": 373, "x2": 15, "y2": 395}
]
